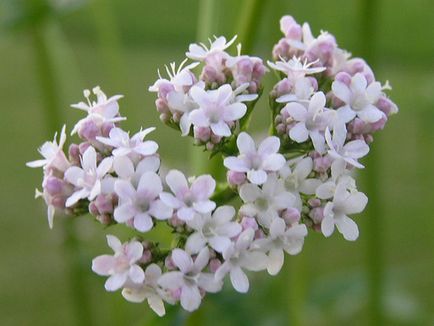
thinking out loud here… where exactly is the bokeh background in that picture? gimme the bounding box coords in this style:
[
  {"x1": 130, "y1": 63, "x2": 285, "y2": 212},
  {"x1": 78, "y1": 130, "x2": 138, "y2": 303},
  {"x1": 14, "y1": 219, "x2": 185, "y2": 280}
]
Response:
[{"x1": 1, "y1": 0, "x2": 433, "y2": 325}]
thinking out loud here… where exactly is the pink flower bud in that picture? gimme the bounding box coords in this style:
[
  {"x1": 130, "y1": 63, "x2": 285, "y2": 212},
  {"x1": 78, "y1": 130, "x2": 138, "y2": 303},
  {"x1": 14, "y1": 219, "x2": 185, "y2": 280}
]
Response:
[
  {"x1": 95, "y1": 194, "x2": 114, "y2": 214},
  {"x1": 78, "y1": 119, "x2": 100, "y2": 141},
  {"x1": 194, "y1": 126, "x2": 211, "y2": 142},
  {"x1": 335, "y1": 72, "x2": 352, "y2": 85},
  {"x1": 165, "y1": 256, "x2": 176, "y2": 270},
  {"x1": 209, "y1": 258, "x2": 222, "y2": 273},
  {"x1": 241, "y1": 217, "x2": 258, "y2": 231},
  {"x1": 308, "y1": 198, "x2": 321, "y2": 208},
  {"x1": 309, "y1": 207, "x2": 324, "y2": 224},
  {"x1": 282, "y1": 207, "x2": 301, "y2": 225},
  {"x1": 96, "y1": 214, "x2": 112, "y2": 225},
  {"x1": 227, "y1": 171, "x2": 246, "y2": 186}
]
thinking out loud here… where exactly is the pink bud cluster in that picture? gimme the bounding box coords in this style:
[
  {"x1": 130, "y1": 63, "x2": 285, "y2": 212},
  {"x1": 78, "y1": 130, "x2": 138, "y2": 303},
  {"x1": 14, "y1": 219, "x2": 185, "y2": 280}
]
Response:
[{"x1": 149, "y1": 36, "x2": 267, "y2": 151}]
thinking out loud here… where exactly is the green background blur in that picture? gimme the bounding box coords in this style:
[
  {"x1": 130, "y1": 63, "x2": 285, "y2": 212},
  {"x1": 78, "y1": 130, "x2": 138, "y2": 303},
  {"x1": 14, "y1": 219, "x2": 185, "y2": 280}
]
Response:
[{"x1": 1, "y1": 0, "x2": 433, "y2": 325}]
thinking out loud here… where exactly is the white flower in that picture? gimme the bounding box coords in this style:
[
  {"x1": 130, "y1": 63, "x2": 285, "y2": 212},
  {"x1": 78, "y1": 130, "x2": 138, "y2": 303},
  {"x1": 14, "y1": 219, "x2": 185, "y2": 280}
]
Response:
[
  {"x1": 215, "y1": 228, "x2": 268, "y2": 293},
  {"x1": 64, "y1": 146, "x2": 113, "y2": 207},
  {"x1": 186, "y1": 35, "x2": 237, "y2": 61},
  {"x1": 26, "y1": 125, "x2": 70, "y2": 172},
  {"x1": 325, "y1": 124, "x2": 369, "y2": 169},
  {"x1": 189, "y1": 84, "x2": 247, "y2": 137},
  {"x1": 149, "y1": 59, "x2": 200, "y2": 93},
  {"x1": 166, "y1": 90, "x2": 199, "y2": 136},
  {"x1": 332, "y1": 73, "x2": 384, "y2": 123},
  {"x1": 279, "y1": 157, "x2": 322, "y2": 208},
  {"x1": 92, "y1": 235, "x2": 145, "y2": 291},
  {"x1": 253, "y1": 218, "x2": 308, "y2": 275},
  {"x1": 268, "y1": 56, "x2": 325, "y2": 81},
  {"x1": 96, "y1": 127, "x2": 158, "y2": 158},
  {"x1": 160, "y1": 170, "x2": 216, "y2": 221},
  {"x1": 114, "y1": 172, "x2": 172, "y2": 232},
  {"x1": 316, "y1": 176, "x2": 368, "y2": 241},
  {"x1": 224, "y1": 132, "x2": 285, "y2": 185},
  {"x1": 71, "y1": 86, "x2": 125, "y2": 135},
  {"x1": 113, "y1": 155, "x2": 160, "y2": 181},
  {"x1": 239, "y1": 174, "x2": 295, "y2": 227},
  {"x1": 276, "y1": 77, "x2": 315, "y2": 103},
  {"x1": 122, "y1": 264, "x2": 173, "y2": 317},
  {"x1": 283, "y1": 91, "x2": 335, "y2": 153},
  {"x1": 185, "y1": 206, "x2": 242, "y2": 254},
  {"x1": 158, "y1": 248, "x2": 222, "y2": 312}
]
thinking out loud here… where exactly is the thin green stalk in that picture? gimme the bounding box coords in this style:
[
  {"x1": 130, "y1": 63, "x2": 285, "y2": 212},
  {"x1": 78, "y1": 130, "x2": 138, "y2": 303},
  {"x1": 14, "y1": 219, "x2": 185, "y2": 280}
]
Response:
[
  {"x1": 31, "y1": 22, "x2": 92, "y2": 325},
  {"x1": 358, "y1": 0, "x2": 383, "y2": 324},
  {"x1": 236, "y1": 0, "x2": 265, "y2": 53},
  {"x1": 90, "y1": 0, "x2": 125, "y2": 86}
]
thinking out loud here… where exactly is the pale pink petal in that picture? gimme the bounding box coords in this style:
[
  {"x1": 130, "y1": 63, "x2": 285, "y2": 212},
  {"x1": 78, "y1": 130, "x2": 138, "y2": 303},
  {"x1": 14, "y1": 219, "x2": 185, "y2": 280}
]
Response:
[
  {"x1": 261, "y1": 153, "x2": 285, "y2": 171},
  {"x1": 166, "y1": 170, "x2": 188, "y2": 195},
  {"x1": 92, "y1": 255, "x2": 115, "y2": 275},
  {"x1": 209, "y1": 236, "x2": 231, "y2": 253},
  {"x1": 321, "y1": 210, "x2": 335, "y2": 237},
  {"x1": 316, "y1": 181, "x2": 335, "y2": 199},
  {"x1": 332, "y1": 81, "x2": 351, "y2": 103},
  {"x1": 126, "y1": 241, "x2": 143, "y2": 262},
  {"x1": 337, "y1": 105, "x2": 356, "y2": 123},
  {"x1": 177, "y1": 207, "x2": 196, "y2": 221},
  {"x1": 335, "y1": 215, "x2": 359, "y2": 241},
  {"x1": 82, "y1": 147, "x2": 97, "y2": 171},
  {"x1": 159, "y1": 192, "x2": 183, "y2": 209},
  {"x1": 64, "y1": 166, "x2": 85, "y2": 186},
  {"x1": 114, "y1": 180, "x2": 136, "y2": 200},
  {"x1": 285, "y1": 102, "x2": 307, "y2": 121},
  {"x1": 129, "y1": 265, "x2": 145, "y2": 283},
  {"x1": 237, "y1": 132, "x2": 255, "y2": 154},
  {"x1": 289, "y1": 122, "x2": 309, "y2": 143},
  {"x1": 342, "y1": 192, "x2": 368, "y2": 214},
  {"x1": 358, "y1": 105, "x2": 383, "y2": 123},
  {"x1": 138, "y1": 172, "x2": 162, "y2": 198},
  {"x1": 210, "y1": 121, "x2": 231, "y2": 137},
  {"x1": 134, "y1": 141, "x2": 159, "y2": 156},
  {"x1": 343, "y1": 140, "x2": 369, "y2": 159},
  {"x1": 149, "y1": 199, "x2": 173, "y2": 220},
  {"x1": 267, "y1": 248, "x2": 284, "y2": 276},
  {"x1": 97, "y1": 157, "x2": 113, "y2": 178},
  {"x1": 105, "y1": 272, "x2": 127, "y2": 291},
  {"x1": 133, "y1": 213, "x2": 153, "y2": 232},
  {"x1": 223, "y1": 157, "x2": 249, "y2": 172},
  {"x1": 189, "y1": 109, "x2": 209, "y2": 127},
  {"x1": 239, "y1": 183, "x2": 261, "y2": 202},
  {"x1": 223, "y1": 103, "x2": 247, "y2": 121},
  {"x1": 230, "y1": 267, "x2": 249, "y2": 293},
  {"x1": 247, "y1": 169, "x2": 267, "y2": 185},
  {"x1": 158, "y1": 271, "x2": 184, "y2": 289},
  {"x1": 198, "y1": 273, "x2": 222, "y2": 293},
  {"x1": 193, "y1": 200, "x2": 216, "y2": 213},
  {"x1": 180, "y1": 285, "x2": 201, "y2": 312},
  {"x1": 113, "y1": 156, "x2": 134, "y2": 178},
  {"x1": 193, "y1": 247, "x2": 210, "y2": 271},
  {"x1": 171, "y1": 249, "x2": 193, "y2": 273},
  {"x1": 106, "y1": 234, "x2": 122, "y2": 252},
  {"x1": 191, "y1": 175, "x2": 215, "y2": 200},
  {"x1": 185, "y1": 233, "x2": 206, "y2": 254},
  {"x1": 212, "y1": 206, "x2": 235, "y2": 224}
]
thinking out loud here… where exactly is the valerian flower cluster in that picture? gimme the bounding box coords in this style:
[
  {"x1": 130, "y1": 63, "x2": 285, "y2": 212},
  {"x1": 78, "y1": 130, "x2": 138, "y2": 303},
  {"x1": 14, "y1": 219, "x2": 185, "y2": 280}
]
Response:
[{"x1": 27, "y1": 15, "x2": 398, "y2": 316}]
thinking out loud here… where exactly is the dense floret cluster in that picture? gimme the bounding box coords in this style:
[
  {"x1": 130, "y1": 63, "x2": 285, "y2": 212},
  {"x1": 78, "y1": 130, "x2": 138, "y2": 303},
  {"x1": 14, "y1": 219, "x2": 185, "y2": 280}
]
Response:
[{"x1": 28, "y1": 15, "x2": 397, "y2": 316}]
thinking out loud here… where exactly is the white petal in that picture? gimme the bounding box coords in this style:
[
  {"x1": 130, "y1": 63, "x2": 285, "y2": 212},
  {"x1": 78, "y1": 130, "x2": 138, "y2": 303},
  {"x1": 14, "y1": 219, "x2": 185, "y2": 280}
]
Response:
[
  {"x1": 166, "y1": 170, "x2": 188, "y2": 195},
  {"x1": 258, "y1": 136, "x2": 280, "y2": 156},
  {"x1": 223, "y1": 102, "x2": 247, "y2": 121},
  {"x1": 230, "y1": 267, "x2": 249, "y2": 293},
  {"x1": 180, "y1": 285, "x2": 201, "y2": 312},
  {"x1": 209, "y1": 236, "x2": 231, "y2": 253},
  {"x1": 92, "y1": 255, "x2": 115, "y2": 275},
  {"x1": 193, "y1": 200, "x2": 216, "y2": 213},
  {"x1": 171, "y1": 249, "x2": 193, "y2": 273},
  {"x1": 149, "y1": 199, "x2": 173, "y2": 220},
  {"x1": 335, "y1": 215, "x2": 359, "y2": 241},
  {"x1": 337, "y1": 105, "x2": 356, "y2": 123},
  {"x1": 191, "y1": 175, "x2": 216, "y2": 200},
  {"x1": 129, "y1": 265, "x2": 145, "y2": 284},
  {"x1": 177, "y1": 207, "x2": 196, "y2": 221},
  {"x1": 210, "y1": 121, "x2": 231, "y2": 137},
  {"x1": 138, "y1": 172, "x2": 163, "y2": 198},
  {"x1": 239, "y1": 184, "x2": 261, "y2": 202},
  {"x1": 113, "y1": 156, "x2": 134, "y2": 178},
  {"x1": 321, "y1": 210, "x2": 335, "y2": 237},
  {"x1": 158, "y1": 271, "x2": 184, "y2": 289},
  {"x1": 261, "y1": 154, "x2": 285, "y2": 171},
  {"x1": 114, "y1": 203, "x2": 136, "y2": 223},
  {"x1": 237, "y1": 132, "x2": 256, "y2": 154},
  {"x1": 342, "y1": 192, "x2": 368, "y2": 214},
  {"x1": 316, "y1": 181, "x2": 335, "y2": 199},
  {"x1": 247, "y1": 169, "x2": 267, "y2": 185},
  {"x1": 289, "y1": 122, "x2": 309, "y2": 143},
  {"x1": 106, "y1": 234, "x2": 122, "y2": 252},
  {"x1": 332, "y1": 81, "x2": 351, "y2": 103},
  {"x1": 133, "y1": 213, "x2": 154, "y2": 232},
  {"x1": 224, "y1": 157, "x2": 249, "y2": 172},
  {"x1": 285, "y1": 102, "x2": 307, "y2": 121},
  {"x1": 267, "y1": 248, "x2": 284, "y2": 276},
  {"x1": 185, "y1": 233, "x2": 206, "y2": 254},
  {"x1": 193, "y1": 247, "x2": 210, "y2": 272},
  {"x1": 343, "y1": 140, "x2": 369, "y2": 159},
  {"x1": 114, "y1": 180, "x2": 136, "y2": 200},
  {"x1": 105, "y1": 273, "x2": 127, "y2": 291}
]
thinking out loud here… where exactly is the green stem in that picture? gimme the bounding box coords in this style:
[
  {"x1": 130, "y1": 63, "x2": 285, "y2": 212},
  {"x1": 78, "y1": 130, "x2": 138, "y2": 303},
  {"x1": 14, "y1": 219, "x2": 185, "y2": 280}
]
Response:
[
  {"x1": 358, "y1": 0, "x2": 383, "y2": 324},
  {"x1": 90, "y1": 0, "x2": 125, "y2": 86},
  {"x1": 31, "y1": 21, "x2": 92, "y2": 325},
  {"x1": 236, "y1": 0, "x2": 266, "y2": 53}
]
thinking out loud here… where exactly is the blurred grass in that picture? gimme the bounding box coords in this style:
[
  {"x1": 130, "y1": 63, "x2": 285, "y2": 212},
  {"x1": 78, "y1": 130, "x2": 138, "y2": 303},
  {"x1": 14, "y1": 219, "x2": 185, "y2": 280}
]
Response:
[{"x1": 0, "y1": 0, "x2": 433, "y2": 325}]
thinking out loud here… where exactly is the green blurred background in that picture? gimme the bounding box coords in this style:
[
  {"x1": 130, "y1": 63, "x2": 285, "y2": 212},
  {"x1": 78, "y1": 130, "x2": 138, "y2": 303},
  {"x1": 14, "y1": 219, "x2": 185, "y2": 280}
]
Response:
[{"x1": 1, "y1": 0, "x2": 433, "y2": 325}]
